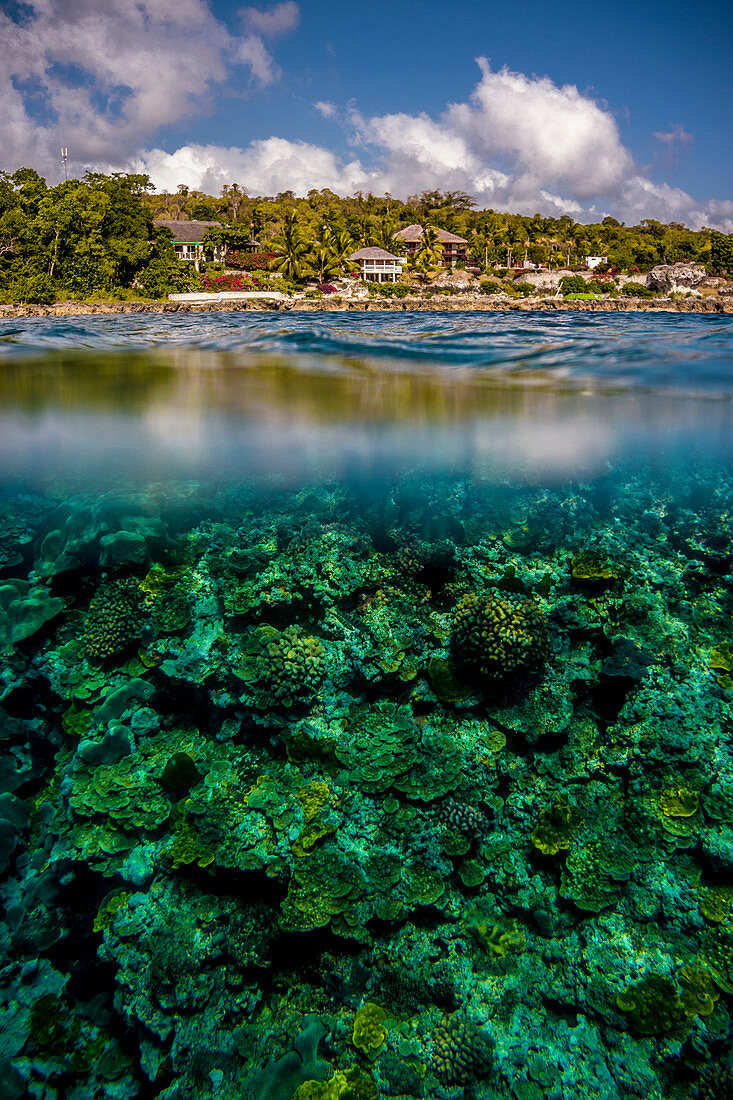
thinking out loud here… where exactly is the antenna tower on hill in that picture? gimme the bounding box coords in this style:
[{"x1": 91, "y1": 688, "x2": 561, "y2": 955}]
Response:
[{"x1": 61, "y1": 147, "x2": 68, "y2": 182}]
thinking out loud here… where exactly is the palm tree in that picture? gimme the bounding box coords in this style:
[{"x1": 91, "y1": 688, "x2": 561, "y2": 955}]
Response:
[
  {"x1": 307, "y1": 223, "x2": 356, "y2": 282},
  {"x1": 331, "y1": 229, "x2": 357, "y2": 276},
  {"x1": 369, "y1": 216, "x2": 400, "y2": 254},
  {"x1": 406, "y1": 226, "x2": 443, "y2": 284},
  {"x1": 270, "y1": 211, "x2": 309, "y2": 281},
  {"x1": 417, "y1": 226, "x2": 444, "y2": 268},
  {"x1": 506, "y1": 224, "x2": 526, "y2": 269},
  {"x1": 468, "y1": 228, "x2": 496, "y2": 270},
  {"x1": 309, "y1": 244, "x2": 343, "y2": 283}
]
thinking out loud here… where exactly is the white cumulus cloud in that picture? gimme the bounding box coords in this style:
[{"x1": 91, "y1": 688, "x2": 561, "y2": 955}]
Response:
[
  {"x1": 0, "y1": 0, "x2": 297, "y2": 178},
  {"x1": 2, "y1": 23, "x2": 729, "y2": 231},
  {"x1": 125, "y1": 60, "x2": 730, "y2": 229},
  {"x1": 240, "y1": 2, "x2": 300, "y2": 37},
  {"x1": 130, "y1": 139, "x2": 374, "y2": 197}
]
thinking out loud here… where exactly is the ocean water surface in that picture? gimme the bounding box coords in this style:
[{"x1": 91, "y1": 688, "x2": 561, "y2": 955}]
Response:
[{"x1": 1, "y1": 310, "x2": 733, "y2": 1100}]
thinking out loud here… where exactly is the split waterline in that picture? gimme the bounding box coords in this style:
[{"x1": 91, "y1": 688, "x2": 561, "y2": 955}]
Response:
[{"x1": 2, "y1": 309, "x2": 733, "y2": 1099}]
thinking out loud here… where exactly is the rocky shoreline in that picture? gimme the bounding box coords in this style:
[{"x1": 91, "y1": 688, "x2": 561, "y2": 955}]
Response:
[{"x1": 1, "y1": 295, "x2": 732, "y2": 318}]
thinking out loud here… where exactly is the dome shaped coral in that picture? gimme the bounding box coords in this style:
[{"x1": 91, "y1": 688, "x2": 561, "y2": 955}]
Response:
[
  {"x1": 83, "y1": 578, "x2": 143, "y2": 662},
  {"x1": 451, "y1": 590, "x2": 547, "y2": 680},
  {"x1": 239, "y1": 624, "x2": 325, "y2": 708}
]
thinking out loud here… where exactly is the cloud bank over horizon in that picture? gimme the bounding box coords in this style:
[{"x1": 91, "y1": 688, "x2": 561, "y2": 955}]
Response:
[
  {"x1": 130, "y1": 62, "x2": 733, "y2": 231},
  {"x1": 1, "y1": 3, "x2": 731, "y2": 230}
]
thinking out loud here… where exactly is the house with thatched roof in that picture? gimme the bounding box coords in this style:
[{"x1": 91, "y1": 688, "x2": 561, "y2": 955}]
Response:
[
  {"x1": 394, "y1": 224, "x2": 468, "y2": 266},
  {"x1": 349, "y1": 246, "x2": 406, "y2": 283},
  {"x1": 153, "y1": 220, "x2": 225, "y2": 270}
]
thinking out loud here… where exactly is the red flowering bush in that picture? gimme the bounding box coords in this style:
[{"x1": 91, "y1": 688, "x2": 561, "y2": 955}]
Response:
[
  {"x1": 201, "y1": 273, "x2": 263, "y2": 292},
  {"x1": 227, "y1": 250, "x2": 279, "y2": 271}
]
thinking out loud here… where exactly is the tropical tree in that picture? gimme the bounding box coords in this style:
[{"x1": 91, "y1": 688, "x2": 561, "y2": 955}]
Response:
[
  {"x1": 332, "y1": 228, "x2": 356, "y2": 266},
  {"x1": 369, "y1": 216, "x2": 401, "y2": 254},
  {"x1": 417, "y1": 226, "x2": 444, "y2": 267},
  {"x1": 710, "y1": 231, "x2": 733, "y2": 274},
  {"x1": 505, "y1": 223, "x2": 526, "y2": 268},
  {"x1": 306, "y1": 223, "x2": 356, "y2": 281},
  {"x1": 468, "y1": 227, "x2": 499, "y2": 270},
  {"x1": 270, "y1": 210, "x2": 309, "y2": 280},
  {"x1": 309, "y1": 243, "x2": 342, "y2": 283},
  {"x1": 220, "y1": 183, "x2": 247, "y2": 221},
  {"x1": 405, "y1": 226, "x2": 444, "y2": 283},
  {"x1": 201, "y1": 223, "x2": 253, "y2": 259}
]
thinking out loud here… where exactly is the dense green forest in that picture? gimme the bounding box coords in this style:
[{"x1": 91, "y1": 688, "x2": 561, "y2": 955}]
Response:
[{"x1": 1, "y1": 168, "x2": 732, "y2": 303}]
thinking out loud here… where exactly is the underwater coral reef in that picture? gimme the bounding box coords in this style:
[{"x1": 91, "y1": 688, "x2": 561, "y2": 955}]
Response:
[{"x1": 2, "y1": 465, "x2": 733, "y2": 1100}]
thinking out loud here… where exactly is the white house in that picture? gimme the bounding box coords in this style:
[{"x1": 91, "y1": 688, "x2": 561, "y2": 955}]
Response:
[
  {"x1": 585, "y1": 255, "x2": 609, "y2": 270},
  {"x1": 349, "y1": 246, "x2": 405, "y2": 283}
]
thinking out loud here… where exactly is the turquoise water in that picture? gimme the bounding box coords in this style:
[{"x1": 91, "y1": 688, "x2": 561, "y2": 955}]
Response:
[{"x1": 1, "y1": 311, "x2": 733, "y2": 1099}]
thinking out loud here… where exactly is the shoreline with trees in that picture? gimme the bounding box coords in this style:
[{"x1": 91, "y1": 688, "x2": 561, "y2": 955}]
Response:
[
  {"x1": 1, "y1": 168, "x2": 732, "y2": 309},
  {"x1": 2, "y1": 296, "x2": 730, "y2": 319}
]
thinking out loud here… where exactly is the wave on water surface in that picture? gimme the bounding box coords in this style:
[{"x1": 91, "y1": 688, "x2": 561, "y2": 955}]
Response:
[{"x1": 1, "y1": 309, "x2": 733, "y2": 396}]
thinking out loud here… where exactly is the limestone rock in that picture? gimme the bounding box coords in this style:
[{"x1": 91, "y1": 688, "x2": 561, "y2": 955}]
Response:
[
  {"x1": 646, "y1": 263, "x2": 706, "y2": 293},
  {"x1": 432, "y1": 268, "x2": 476, "y2": 288}
]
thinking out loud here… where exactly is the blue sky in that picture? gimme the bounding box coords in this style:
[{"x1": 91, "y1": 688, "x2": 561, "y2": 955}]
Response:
[{"x1": 1, "y1": 0, "x2": 731, "y2": 228}]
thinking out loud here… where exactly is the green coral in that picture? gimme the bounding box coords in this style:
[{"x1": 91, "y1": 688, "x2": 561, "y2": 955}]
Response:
[
  {"x1": 561, "y1": 834, "x2": 635, "y2": 912},
  {"x1": 616, "y1": 972, "x2": 683, "y2": 1035},
  {"x1": 352, "y1": 1002, "x2": 388, "y2": 1058},
  {"x1": 451, "y1": 590, "x2": 548, "y2": 680},
  {"x1": 238, "y1": 624, "x2": 325, "y2": 707},
  {"x1": 334, "y1": 703, "x2": 465, "y2": 800},
  {"x1": 0, "y1": 578, "x2": 65, "y2": 655},
  {"x1": 83, "y1": 578, "x2": 143, "y2": 662},
  {"x1": 709, "y1": 643, "x2": 733, "y2": 690},
  {"x1": 140, "y1": 563, "x2": 193, "y2": 634},
  {"x1": 430, "y1": 1016, "x2": 494, "y2": 1085},
  {"x1": 531, "y1": 796, "x2": 578, "y2": 856}
]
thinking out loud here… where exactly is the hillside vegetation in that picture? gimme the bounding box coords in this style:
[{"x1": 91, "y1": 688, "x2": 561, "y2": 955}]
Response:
[{"x1": 1, "y1": 169, "x2": 732, "y2": 304}]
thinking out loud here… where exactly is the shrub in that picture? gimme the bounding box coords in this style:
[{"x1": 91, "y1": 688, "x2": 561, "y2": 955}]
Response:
[
  {"x1": 621, "y1": 281, "x2": 656, "y2": 298},
  {"x1": 371, "y1": 282, "x2": 412, "y2": 298},
  {"x1": 305, "y1": 288, "x2": 324, "y2": 299},
  {"x1": 560, "y1": 275, "x2": 587, "y2": 295},
  {"x1": 4, "y1": 273, "x2": 56, "y2": 304},
  {"x1": 479, "y1": 279, "x2": 500, "y2": 294},
  {"x1": 586, "y1": 278, "x2": 605, "y2": 294},
  {"x1": 201, "y1": 273, "x2": 263, "y2": 292},
  {"x1": 227, "y1": 250, "x2": 279, "y2": 271},
  {"x1": 512, "y1": 281, "x2": 535, "y2": 297}
]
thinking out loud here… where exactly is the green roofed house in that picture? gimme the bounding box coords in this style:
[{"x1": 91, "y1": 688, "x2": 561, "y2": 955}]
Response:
[
  {"x1": 394, "y1": 224, "x2": 468, "y2": 266},
  {"x1": 153, "y1": 220, "x2": 225, "y2": 271},
  {"x1": 349, "y1": 246, "x2": 406, "y2": 283}
]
